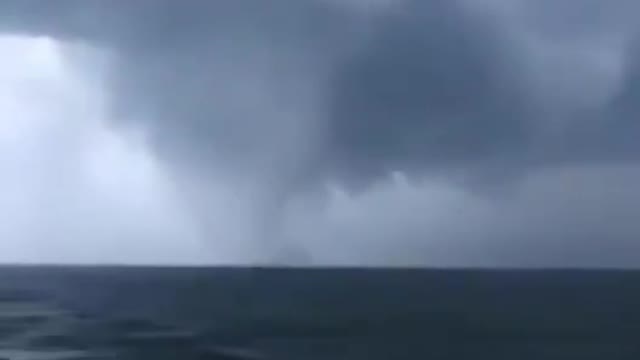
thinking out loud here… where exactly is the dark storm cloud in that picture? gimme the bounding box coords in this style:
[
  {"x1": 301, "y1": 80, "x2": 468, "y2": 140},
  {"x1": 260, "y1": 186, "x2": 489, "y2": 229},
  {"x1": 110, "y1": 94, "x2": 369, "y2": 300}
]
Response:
[
  {"x1": 326, "y1": 1, "x2": 535, "y2": 188},
  {"x1": 3, "y1": 0, "x2": 640, "y2": 266},
  {"x1": 2, "y1": 0, "x2": 640, "y2": 192},
  {"x1": 325, "y1": 0, "x2": 640, "y2": 188},
  {"x1": 0, "y1": 0, "x2": 522, "y2": 192}
]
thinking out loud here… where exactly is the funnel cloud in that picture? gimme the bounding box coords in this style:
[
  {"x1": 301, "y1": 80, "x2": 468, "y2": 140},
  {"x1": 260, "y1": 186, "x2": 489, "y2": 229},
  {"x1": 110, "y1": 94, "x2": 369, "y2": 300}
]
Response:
[{"x1": 1, "y1": 0, "x2": 640, "y2": 266}]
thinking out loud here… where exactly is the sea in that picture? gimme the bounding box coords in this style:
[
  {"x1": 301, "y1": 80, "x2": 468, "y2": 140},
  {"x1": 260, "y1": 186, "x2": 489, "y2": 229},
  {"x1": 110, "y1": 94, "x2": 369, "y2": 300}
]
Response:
[{"x1": 0, "y1": 266, "x2": 639, "y2": 359}]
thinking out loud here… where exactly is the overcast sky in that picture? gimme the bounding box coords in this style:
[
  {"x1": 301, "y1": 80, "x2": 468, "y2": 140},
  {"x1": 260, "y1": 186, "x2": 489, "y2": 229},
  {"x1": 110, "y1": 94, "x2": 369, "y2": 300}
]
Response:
[{"x1": 0, "y1": 0, "x2": 640, "y2": 266}]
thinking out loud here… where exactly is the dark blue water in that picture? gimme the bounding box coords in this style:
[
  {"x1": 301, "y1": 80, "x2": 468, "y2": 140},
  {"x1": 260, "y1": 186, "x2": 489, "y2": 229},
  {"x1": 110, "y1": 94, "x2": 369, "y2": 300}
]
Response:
[{"x1": 0, "y1": 266, "x2": 639, "y2": 359}]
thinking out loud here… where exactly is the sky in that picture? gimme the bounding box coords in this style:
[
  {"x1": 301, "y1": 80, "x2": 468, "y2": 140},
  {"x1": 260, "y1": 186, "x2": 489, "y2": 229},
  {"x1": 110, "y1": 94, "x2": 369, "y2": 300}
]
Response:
[{"x1": 0, "y1": 0, "x2": 640, "y2": 266}]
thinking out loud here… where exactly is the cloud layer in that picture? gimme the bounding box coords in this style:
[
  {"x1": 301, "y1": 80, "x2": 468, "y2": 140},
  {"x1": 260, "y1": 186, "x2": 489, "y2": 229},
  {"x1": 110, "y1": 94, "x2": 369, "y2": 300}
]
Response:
[
  {"x1": 1, "y1": 0, "x2": 640, "y2": 266},
  {"x1": 3, "y1": 0, "x2": 640, "y2": 187},
  {"x1": 0, "y1": 36, "x2": 210, "y2": 264}
]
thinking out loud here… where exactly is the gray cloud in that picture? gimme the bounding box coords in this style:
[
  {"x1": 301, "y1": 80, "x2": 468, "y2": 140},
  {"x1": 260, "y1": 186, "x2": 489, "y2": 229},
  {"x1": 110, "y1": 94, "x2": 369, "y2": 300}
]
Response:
[
  {"x1": 327, "y1": 0, "x2": 640, "y2": 188},
  {"x1": 0, "y1": 38, "x2": 208, "y2": 264},
  {"x1": 0, "y1": 0, "x2": 365, "y2": 262},
  {"x1": 326, "y1": 0, "x2": 535, "y2": 188},
  {"x1": 2, "y1": 0, "x2": 640, "y2": 265},
  {"x1": 3, "y1": 0, "x2": 640, "y2": 187},
  {"x1": 297, "y1": 165, "x2": 640, "y2": 267}
]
